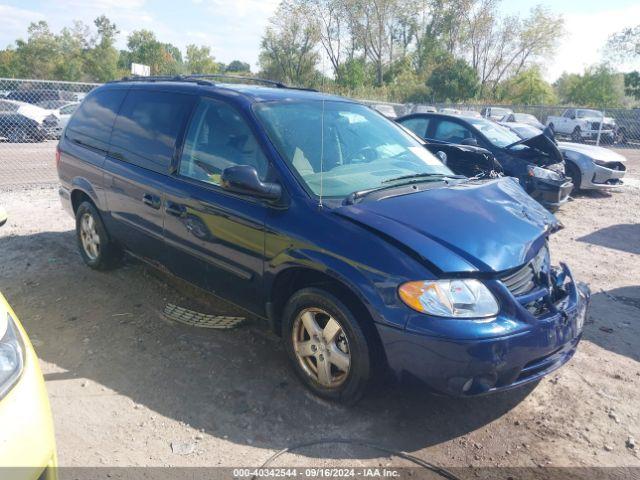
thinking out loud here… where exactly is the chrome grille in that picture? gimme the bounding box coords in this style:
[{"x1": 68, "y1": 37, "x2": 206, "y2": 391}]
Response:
[{"x1": 500, "y1": 246, "x2": 550, "y2": 296}]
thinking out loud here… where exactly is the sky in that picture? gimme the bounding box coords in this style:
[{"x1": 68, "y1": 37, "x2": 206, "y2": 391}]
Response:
[{"x1": 0, "y1": 0, "x2": 639, "y2": 81}]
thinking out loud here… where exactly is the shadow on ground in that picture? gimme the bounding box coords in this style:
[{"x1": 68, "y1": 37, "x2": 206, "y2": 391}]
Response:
[
  {"x1": 584, "y1": 286, "x2": 640, "y2": 363},
  {"x1": 1, "y1": 229, "x2": 537, "y2": 459},
  {"x1": 576, "y1": 223, "x2": 640, "y2": 255}
]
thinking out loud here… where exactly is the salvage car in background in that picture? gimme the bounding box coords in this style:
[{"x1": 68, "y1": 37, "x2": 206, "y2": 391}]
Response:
[
  {"x1": 0, "y1": 208, "x2": 58, "y2": 480},
  {"x1": 481, "y1": 106, "x2": 513, "y2": 120},
  {"x1": 614, "y1": 108, "x2": 640, "y2": 144},
  {"x1": 500, "y1": 112, "x2": 545, "y2": 130},
  {"x1": 502, "y1": 122, "x2": 626, "y2": 191},
  {"x1": 396, "y1": 112, "x2": 573, "y2": 210},
  {"x1": 0, "y1": 100, "x2": 60, "y2": 142},
  {"x1": 36, "y1": 101, "x2": 80, "y2": 132},
  {"x1": 372, "y1": 104, "x2": 397, "y2": 118},
  {"x1": 546, "y1": 108, "x2": 616, "y2": 143}
]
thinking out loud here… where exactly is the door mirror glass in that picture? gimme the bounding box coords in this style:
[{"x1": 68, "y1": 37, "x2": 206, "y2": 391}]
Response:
[
  {"x1": 460, "y1": 137, "x2": 479, "y2": 146},
  {"x1": 435, "y1": 151, "x2": 448, "y2": 164},
  {"x1": 221, "y1": 165, "x2": 281, "y2": 200}
]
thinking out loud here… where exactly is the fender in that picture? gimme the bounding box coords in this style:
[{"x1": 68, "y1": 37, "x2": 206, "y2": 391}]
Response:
[
  {"x1": 70, "y1": 176, "x2": 103, "y2": 211},
  {"x1": 266, "y1": 246, "x2": 408, "y2": 330}
]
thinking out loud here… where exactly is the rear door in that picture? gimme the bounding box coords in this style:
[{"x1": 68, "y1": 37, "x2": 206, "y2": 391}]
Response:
[
  {"x1": 162, "y1": 97, "x2": 270, "y2": 314},
  {"x1": 102, "y1": 88, "x2": 196, "y2": 262}
]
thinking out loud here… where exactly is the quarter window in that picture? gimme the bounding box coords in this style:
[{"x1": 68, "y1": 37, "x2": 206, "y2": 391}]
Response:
[
  {"x1": 66, "y1": 88, "x2": 127, "y2": 149},
  {"x1": 179, "y1": 99, "x2": 268, "y2": 185},
  {"x1": 110, "y1": 90, "x2": 195, "y2": 173},
  {"x1": 399, "y1": 117, "x2": 430, "y2": 138}
]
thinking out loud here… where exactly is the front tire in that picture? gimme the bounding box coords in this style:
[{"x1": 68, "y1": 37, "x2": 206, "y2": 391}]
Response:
[
  {"x1": 571, "y1": 126, "x2": 582, "y2": 143},
  {"x1": 565, "y1": 161, "x2": 582, "y2": 192},
  {"x1": 282, "y1": 288, "x2": 372, "y2": 405},
  {"x1": 75, "y1": 201, "x2": 121, "y2": 270}
]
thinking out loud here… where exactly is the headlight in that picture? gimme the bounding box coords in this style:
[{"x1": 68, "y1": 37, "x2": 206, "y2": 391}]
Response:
[
  {"x1": 527, "y1": 165, "x2": 564, "y2": 181},
  {"x1": 399, "y1": 279, "x2": 499, "y2": 318},
  {"x1": 0, "y1": 312, "x2": 25, "y2": 399}
]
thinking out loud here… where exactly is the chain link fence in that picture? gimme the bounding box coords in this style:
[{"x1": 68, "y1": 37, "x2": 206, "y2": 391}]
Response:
[
  {"x1": 0, "y1": 78, "x2": 98, "y2": 190},
  {"x1": 366, "y1": 101, "x2": 640, "y2": 149},
  {"x1": 1, "y1": 77, "x2": 639, "y2": 191}
]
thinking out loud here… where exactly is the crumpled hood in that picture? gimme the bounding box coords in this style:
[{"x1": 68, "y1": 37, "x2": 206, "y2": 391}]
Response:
[
  {"x1": 558, "y1": 142, "x2": 627, "y2": 163},
  {"x1": 334, "y1": 177, "x2": 558, "y2": 273},
  {"x1": 505, "y1": 132, "x2": 563, "y2": 164}
]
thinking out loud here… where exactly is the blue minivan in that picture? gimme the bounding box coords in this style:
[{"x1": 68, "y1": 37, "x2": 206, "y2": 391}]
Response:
[{"x1": 57, "y1": 76, "x2": 590, "y2": 403}]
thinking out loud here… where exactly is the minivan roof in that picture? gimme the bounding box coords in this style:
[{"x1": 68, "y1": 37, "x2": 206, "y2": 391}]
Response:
[{"x1": 103, "y1": 79, "x2": 352, "y2": 104}]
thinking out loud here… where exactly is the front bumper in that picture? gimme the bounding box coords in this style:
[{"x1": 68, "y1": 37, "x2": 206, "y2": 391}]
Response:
[
  {"x1": 0, "y1": 298, "x2": 57, "y2": 480},
  {"x1": 525, "y1": 177, "x2": 573, "y2": 210},
  {"x1": 581, "y1": 129, "x2": 614, "y2": 140},
  {"x1": 376, "y1": 265, "x2": 590, "y2": 396},
  {"x1": 582, "y1": 161, "x2": 626, "y2": 190}
]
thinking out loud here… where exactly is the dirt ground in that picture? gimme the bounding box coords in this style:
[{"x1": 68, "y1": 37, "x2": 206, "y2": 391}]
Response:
[{"x1": 0, "y1": 148, "x2": 639, "y2": 471}]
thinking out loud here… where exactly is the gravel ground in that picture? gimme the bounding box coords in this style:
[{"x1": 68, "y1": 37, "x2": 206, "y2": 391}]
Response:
[{"x1": 0, "y1": 148, "x2": 638, "y2": 471}]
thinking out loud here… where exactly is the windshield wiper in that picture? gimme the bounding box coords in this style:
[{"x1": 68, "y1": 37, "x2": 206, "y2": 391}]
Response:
[
  {"x1": 344, "y1": 173, "x2": 466, "y2": 205},
  {"x1": 381, "y1": 172, "x2": 466, "y2": 184}
]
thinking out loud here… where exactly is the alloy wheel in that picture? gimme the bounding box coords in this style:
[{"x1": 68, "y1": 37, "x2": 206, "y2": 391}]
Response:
[
  {"x1": 292, "y1": 308, "x2": 351, "y2": 388},
  {"x1": 80, "y1": 212, "x2": 100, "y2": 260}
]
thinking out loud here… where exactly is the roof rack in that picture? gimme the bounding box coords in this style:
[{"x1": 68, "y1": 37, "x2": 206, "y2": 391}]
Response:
[{"x1": 111, "y1": 74, "x2": 318, "y2": 92}]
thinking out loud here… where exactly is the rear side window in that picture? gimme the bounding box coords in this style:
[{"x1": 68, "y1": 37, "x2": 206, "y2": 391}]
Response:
[
  {"x1": 399, "y1": 117, "x2": 430, "y2": 137},
  {"x1": 432, "y1": 120, "x2": 474, "y2": 144},
  {"x1": 110, "y1": 90, "x2": 195, "y2": 173},
  {"x1": 66, "y1": 88, "x2": 127, "y2": 150}
]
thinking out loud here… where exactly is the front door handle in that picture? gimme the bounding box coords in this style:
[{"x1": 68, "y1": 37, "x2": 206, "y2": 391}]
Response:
[
  {"x1": 142, "y1": 193, "x2": 161, "y2": 209},
  {"x1": 165, "y1": 201, "x2": 187, "y2": 217}
]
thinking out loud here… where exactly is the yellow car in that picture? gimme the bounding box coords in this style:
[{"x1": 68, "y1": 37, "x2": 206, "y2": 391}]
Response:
[{"x1": 0, "y1": 208, "x2": 57, "y2": 480}]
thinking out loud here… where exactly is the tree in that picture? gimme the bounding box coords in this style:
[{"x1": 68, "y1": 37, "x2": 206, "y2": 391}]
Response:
[
  {"x1": 85, "y1": 15, "x2": 120, "y2": 82},
  {"x1": 497, "y1": 67, "x2": 555, "y2": 104},
  {"x1": 185, "y1": 44, "x2": 219, "y2": 74},
  {"x1": 555, "y1": 65, "x2": 625, "y2": 108},
  {"x1": 12, "y1": 21, "x2": 62, "y2": 79},
  {"x1": 606, "y1": 25, "x2": 640, "y2": 62},
  {"x1": 624, "y1": 71, "x2": 640, "y2": 100},
  {"x1": 259, "y1": 1, "x2": 320, "y2": 85},
  {"x1": 226, "y1": 60, "x2": 251, "y2": 73},
  {"x1": 122, "y1": 30, "x2": 182, "y2": 75},
  {"x1": 427, "y1": 56, "x2": 478, "y2": 101},
  {"x1": 462, "y1": 4, "x2": 564, "y2": 96}
]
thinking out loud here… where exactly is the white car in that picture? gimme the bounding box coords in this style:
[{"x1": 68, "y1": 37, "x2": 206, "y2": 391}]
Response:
[
  {"x1": 502, "y1": 122, "x2": 626, "y2": 191},
  {"x1": 36, "y1": 100, "x2": 79, "y2": 133},
  {"x1": 546, "y1": 108, "x2": 616, "y2": 143},
  {"x1": 0, "y1": 99, "x2": 61, "y2": 140}
]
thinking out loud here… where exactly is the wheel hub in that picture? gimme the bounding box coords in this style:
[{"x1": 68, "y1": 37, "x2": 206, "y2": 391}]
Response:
[{"x1": 292, "y1": 308, "x2": 351, "y2": 389}]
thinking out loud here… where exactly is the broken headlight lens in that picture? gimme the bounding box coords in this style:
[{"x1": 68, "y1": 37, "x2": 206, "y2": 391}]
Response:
[
  {"x1": 0, "y1": 312, "x2": 25, "y2": 400},
  {"x1": 399, "y1": 279, "x2": 499, "y2": 318},
  {"x1": 527, "y1": 165, "x2": 564, "y2": 181}
]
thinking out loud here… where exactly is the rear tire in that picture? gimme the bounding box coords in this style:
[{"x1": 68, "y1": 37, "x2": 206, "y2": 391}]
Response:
[
  {"x1": 566, "y1": 161, "x2": 582, "y2": 192},
  {"x1": 75, "y1": 201, "x2": 121, "y2": 270},
  {"x1": 282, "y1": 288, "x2": 372, "y2": 405}
]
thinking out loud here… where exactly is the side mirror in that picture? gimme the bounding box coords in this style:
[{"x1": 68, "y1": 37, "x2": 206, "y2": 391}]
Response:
[
  {"x1": 543, "y1": 125, "x2": 555, "y2": 140},
  {"x1": 221, "y1": 165, "x2": 281, "y2": 201},
  {"x1": 435, "y1": 151, "x2": 448, "y2": 165},
  {"x1": 0, "y1": 208, "x2": 6, "y2": 227},
  {"x1": 570, "y1": 115, "x2": 575, "y2": 120},
  {"x1": 460, "y1": 137, "x2": 478, "y2": 146}
]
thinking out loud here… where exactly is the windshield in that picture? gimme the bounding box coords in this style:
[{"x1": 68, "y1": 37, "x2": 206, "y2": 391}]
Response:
[
  {"x1": 576, "y1": 109, "x2": 602, "y2": 118},
  {"x1": 467, "y1": 117, "x2": 522, "y2": 147},
  {"x1": 254, "y1": 101, "x2": 452, "y2": 198}
]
